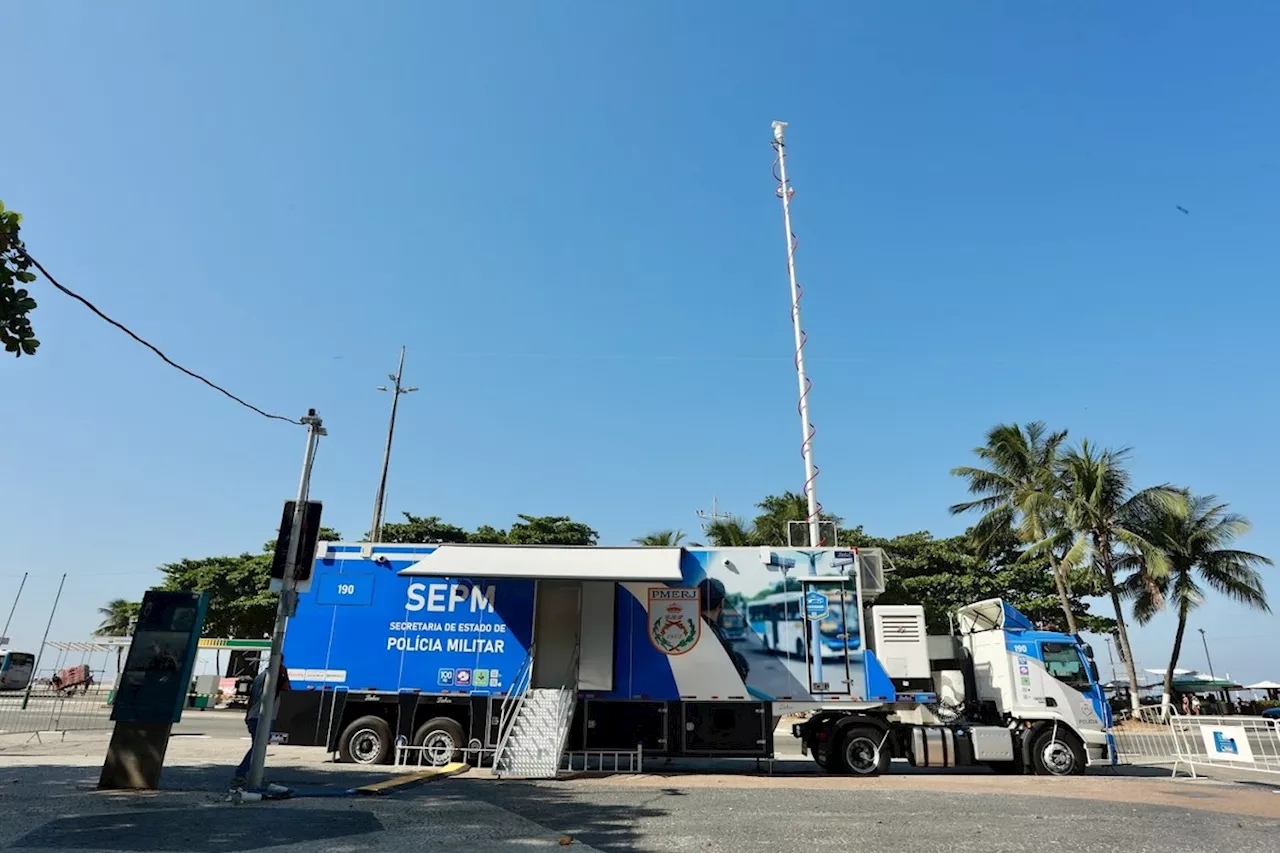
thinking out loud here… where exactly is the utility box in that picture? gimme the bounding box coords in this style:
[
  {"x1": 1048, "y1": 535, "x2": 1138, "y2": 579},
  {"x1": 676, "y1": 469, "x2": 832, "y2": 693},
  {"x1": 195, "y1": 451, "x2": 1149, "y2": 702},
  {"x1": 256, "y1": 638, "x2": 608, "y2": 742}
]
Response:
[{"x1": 871, "y1": 605, "x2": 930, "y2": 688}]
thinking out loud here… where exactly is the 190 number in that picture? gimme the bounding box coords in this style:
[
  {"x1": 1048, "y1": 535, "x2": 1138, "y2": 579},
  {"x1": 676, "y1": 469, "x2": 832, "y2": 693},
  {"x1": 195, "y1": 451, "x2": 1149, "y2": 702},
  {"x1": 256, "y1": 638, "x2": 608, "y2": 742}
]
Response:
[{"x1": 337, "y1": 583, "x2": 356, "y2": 595}]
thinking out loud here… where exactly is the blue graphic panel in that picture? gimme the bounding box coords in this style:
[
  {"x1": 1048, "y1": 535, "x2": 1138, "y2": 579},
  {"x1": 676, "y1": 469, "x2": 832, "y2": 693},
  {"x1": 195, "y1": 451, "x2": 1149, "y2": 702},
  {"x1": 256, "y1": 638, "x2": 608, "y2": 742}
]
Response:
[{"x1": 284, "y1": 555, "x2": 534, "y2": 696}]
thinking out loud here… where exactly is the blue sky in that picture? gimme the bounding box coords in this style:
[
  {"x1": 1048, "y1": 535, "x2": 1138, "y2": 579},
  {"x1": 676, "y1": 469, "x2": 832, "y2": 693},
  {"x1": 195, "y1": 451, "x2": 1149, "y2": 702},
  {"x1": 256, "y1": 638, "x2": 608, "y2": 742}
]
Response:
[{"x1": 4, "y1": 2, "x2": 1276, "y2": 685}]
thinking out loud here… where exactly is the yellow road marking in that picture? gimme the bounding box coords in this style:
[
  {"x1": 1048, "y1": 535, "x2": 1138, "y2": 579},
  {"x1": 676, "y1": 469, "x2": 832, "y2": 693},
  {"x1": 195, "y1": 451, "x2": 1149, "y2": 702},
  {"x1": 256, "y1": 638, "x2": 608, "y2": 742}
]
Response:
[{"x1": 354, "y1": 762, "x2": 468, "y2": 794}]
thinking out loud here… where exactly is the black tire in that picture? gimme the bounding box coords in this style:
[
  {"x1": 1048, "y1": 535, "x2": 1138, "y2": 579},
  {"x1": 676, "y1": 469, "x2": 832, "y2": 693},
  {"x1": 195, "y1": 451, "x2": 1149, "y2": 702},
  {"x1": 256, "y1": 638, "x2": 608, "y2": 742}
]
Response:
[
  {"x1": 1029, "y1": 728, "x2": 1086, "y2": 776},
  {"x1": 337, "y1": 715, "x2": 393, "y2": 765},
  {"x1": 986, "y1": 760, "x2": 1023, "y2": 775},
  {"x1": 836, "y1": 726, "x2": 891, "y2": 776},
  {"x1": 411, "y1": 716, "x2": 466, "y2": 766}
]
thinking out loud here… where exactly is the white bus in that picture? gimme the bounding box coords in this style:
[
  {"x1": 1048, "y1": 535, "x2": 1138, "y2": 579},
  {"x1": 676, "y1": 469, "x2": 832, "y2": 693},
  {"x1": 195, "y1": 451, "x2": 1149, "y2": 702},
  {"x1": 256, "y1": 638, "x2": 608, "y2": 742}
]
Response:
[
  {"x1": 745, "y1": 590, "x2": 860, "y2": 660},
  {"x1": 0, "y1": 650, "x2": 35, "y2": 691}
]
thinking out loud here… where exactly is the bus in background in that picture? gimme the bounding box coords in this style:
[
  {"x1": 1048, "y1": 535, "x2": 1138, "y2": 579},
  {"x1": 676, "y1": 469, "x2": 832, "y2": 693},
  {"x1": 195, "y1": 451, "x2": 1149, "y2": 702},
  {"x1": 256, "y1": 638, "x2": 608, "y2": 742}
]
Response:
[
  {"x1": 718, "y1": 608, "x2": 747, "y2": 642},
  {"x1": 0, "y1": 651, "x2": 35, "y2": 691},
  {"x1": 745, "y1": 590, "x2": 860, "y2": 659}
]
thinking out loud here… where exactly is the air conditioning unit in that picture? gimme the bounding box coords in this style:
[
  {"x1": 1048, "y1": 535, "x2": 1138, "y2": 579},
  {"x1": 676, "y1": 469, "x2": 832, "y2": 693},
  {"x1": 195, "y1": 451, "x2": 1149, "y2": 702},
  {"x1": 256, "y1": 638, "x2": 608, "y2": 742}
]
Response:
[{"x1": 871, "y1": 605, "x2": 929, "y2": 682}]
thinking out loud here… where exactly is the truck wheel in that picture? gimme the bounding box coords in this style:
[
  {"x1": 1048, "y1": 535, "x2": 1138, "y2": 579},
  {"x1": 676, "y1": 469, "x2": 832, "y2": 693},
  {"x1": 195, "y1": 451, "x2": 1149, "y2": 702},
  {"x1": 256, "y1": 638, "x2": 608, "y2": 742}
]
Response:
[
  {"x1": 838, "y1": 726, "x2": 891, "y2": 776},
  {"x1": 412, "y1": 717, "x2": 465, "y2": 766},
  {"x1": 1029, "y1": 729, "x2": 1085, "y2": 776},
  {"x1": 338, "y1": 715, "x2": 392, "y2": 765}
]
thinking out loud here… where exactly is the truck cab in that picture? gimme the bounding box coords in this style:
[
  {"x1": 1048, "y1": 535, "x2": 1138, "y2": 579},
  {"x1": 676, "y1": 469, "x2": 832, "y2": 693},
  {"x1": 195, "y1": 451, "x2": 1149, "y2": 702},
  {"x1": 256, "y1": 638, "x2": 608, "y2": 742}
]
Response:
[
  {"x1": 795, "y1": 597, "x2": 1112, "y2": 776},
  {"x1": 952, "y1": 598, "x2": 1112, "y2": 772}
]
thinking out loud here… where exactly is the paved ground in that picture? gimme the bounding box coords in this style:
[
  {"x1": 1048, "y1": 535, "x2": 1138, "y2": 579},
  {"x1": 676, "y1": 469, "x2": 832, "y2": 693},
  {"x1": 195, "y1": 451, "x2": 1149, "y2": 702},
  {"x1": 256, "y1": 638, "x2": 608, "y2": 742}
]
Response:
[{"x1": 1, "y1": 715, "x2": 1277, "y2": 852}]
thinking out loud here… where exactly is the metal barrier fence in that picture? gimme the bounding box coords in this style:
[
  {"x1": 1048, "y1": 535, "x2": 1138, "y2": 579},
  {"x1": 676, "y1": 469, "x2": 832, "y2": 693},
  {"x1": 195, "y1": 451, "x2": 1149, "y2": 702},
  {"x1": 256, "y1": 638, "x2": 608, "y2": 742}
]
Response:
[
  {"x1": 0, "y1": 680, "x2": 115, "y2": 741},
  {"x1": 1107, "y1": 706, "x2": 1280, "y2": 781}
]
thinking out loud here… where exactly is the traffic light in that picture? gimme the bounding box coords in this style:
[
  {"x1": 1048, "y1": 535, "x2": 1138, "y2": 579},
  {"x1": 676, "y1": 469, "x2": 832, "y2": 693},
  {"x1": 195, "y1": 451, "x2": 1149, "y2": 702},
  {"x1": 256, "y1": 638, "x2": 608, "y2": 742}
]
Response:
[{"x1": 271, "y1": 500, "x2": 323, "y2": 591}]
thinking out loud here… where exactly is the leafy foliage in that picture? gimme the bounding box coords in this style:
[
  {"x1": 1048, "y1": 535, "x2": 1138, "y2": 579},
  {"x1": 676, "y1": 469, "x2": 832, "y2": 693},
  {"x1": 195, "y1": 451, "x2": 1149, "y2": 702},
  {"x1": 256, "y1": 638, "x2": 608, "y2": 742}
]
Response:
[
  {"x1": 94, "y1": 599, "x2": 140, "y2": 637},
  {"x1": 843, "y1": 526, "x2": 1113, "y2": 635},
  {"x1": 161, "y1": 525, "x2": 344, "y2": 638},
  {"x1": 634, "y1": 530, "x2": 686, "y2": 546},
  {"x1": 375, "y1": 513, "x2": 469, "y2": 544},
  {"x1": 0, "y1": 201, "x2": 39, "y2": 357},
  {"x1": 1118, "y1": 492, "x2": 1270, "y2": 702},
  {"x1": 507, "y1": 515, "x2": 598, "y2": 546},
  {"x1": 950, "y1": 421, "x2": 1081, "y2": 632}
]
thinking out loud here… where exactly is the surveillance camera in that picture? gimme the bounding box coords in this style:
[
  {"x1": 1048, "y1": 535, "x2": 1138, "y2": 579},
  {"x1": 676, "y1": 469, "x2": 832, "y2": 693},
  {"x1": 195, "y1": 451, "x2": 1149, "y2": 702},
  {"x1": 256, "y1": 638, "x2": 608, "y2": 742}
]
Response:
[
  {"x1": 723, "y1": 558, "x2": 732, "y2": 567},
  {"x1": 373, "y1": 554, "x2": 390, "y2": 565}
]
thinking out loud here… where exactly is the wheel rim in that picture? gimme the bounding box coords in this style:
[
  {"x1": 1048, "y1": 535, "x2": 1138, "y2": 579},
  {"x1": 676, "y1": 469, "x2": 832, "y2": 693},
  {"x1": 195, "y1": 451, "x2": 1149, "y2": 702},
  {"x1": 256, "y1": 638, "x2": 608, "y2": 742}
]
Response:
[
  {"x1": 350, "y1": 728, "x2": 383, "y2": 763},
  {"x1": 422, "y1": 731, "x2": 455, "y2": 766},
  {"x1": 844, "y1": 736, "x2": 881, "y2": 774},
  {"x1": 1041, "y1": 740, "x2": 1075, "y2": 774}
]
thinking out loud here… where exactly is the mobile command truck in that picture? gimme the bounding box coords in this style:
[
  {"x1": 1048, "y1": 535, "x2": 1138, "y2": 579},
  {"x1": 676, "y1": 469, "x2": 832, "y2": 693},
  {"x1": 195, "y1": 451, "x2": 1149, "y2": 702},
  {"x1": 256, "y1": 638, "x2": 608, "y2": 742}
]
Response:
[{"x1": 274, "y1": 542, "x2": 1112, "y2": 777}]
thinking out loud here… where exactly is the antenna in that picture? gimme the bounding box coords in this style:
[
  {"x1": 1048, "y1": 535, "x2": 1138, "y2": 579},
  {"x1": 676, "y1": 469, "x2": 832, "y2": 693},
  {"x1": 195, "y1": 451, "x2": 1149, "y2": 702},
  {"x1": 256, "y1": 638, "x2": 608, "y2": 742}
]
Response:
[
  {"x1": 695, "y1": 495, "x2": 734, "y2": 531},
  {"x1": 771, "y1": 121, "x2": 823, "y2": 548}
]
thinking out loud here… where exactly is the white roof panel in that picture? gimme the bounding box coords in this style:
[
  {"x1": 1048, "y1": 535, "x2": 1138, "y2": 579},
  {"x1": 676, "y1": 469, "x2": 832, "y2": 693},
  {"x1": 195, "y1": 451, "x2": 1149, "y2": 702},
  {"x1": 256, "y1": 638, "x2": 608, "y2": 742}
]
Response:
[{"x1": 396, "y1": 545, "x2": 684, "y2": 581}]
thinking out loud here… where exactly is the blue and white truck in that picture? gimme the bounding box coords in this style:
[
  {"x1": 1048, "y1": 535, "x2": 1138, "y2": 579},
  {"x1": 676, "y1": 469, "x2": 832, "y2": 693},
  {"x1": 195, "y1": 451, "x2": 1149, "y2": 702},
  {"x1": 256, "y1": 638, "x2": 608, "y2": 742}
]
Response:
[{"x1": 275, "y1": 541, "x2": 1112, "y2": 777}]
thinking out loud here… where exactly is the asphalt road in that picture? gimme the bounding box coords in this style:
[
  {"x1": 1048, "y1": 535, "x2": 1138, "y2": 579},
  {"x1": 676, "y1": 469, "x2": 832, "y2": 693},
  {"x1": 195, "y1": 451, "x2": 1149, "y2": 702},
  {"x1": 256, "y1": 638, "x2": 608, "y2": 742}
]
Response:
[{"x1": 1, "y1": 771, "x2": 1274, "y2": 853}]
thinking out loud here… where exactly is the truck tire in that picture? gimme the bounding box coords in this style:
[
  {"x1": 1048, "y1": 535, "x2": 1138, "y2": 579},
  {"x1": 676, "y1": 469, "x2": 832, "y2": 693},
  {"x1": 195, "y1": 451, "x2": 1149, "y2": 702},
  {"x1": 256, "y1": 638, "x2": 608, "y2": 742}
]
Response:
[
  {"x1": 412, "y1": 717, "x2": 465, "y2": 766},
  {"x1": 1029, "y1": 728, "x2": 1085, "y2": 776},
  {"x1": 837, "y1": 726, "x2": 891, "y2": 776},
  {"x1": 338, "y1": 715, "x2": 393, "y2": 765}
]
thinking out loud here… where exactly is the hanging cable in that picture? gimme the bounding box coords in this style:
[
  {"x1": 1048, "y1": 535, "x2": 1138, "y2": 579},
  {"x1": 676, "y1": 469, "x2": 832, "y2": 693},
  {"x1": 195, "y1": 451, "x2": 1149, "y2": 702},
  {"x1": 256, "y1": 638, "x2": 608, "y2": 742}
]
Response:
[{"x1": 16, "y1": 248, "x2": 301, "y2": 426}]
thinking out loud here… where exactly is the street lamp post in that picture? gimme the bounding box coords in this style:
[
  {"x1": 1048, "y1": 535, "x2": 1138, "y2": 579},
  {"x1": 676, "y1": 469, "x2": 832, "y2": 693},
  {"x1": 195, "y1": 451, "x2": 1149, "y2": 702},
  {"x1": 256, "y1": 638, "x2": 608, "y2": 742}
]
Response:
[
  {"x1": 370, "y1": 347, "x2": 417, "y2": 543},
  {"x1": 1198, "y1": 628, "x2": 1216, "y2": 679}
]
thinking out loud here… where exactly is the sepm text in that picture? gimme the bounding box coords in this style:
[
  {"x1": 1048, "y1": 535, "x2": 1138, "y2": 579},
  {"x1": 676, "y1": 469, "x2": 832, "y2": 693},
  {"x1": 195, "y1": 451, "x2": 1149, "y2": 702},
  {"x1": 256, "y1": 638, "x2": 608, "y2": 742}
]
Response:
[{"x1": 405, "y1": 582, "x2": 497, "y2": 613}]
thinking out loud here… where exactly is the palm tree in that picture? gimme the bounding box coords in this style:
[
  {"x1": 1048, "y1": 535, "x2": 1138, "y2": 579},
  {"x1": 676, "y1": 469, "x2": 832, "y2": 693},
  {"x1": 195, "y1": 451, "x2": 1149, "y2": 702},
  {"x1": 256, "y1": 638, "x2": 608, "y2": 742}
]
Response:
[
  {"x1": 704, "y1": 517, "x2": 757, "y2": 547},
  {"x1": 95, "y1": 599, "x2": 139, "y2": 674},
  {"x1": 1119, "y1": 493, "x2": 1270, "y2": 713},
  {"x1": 633, "y1": 530, "x2": 686, "y2": 546},
  {"x1": 950, "y1": 422, "x2": 1080, "y2": 633},
  {"x1": 1056, "y1": 442, "x2": 1180, "y2": 710}
]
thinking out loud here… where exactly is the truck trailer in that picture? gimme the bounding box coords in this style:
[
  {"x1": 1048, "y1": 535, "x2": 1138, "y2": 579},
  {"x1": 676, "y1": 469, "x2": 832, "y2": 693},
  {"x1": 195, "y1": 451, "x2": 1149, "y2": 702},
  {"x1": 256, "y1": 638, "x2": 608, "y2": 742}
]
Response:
[{"x1": 274, "y1": 541, "x2": 1113, "y2": 777}]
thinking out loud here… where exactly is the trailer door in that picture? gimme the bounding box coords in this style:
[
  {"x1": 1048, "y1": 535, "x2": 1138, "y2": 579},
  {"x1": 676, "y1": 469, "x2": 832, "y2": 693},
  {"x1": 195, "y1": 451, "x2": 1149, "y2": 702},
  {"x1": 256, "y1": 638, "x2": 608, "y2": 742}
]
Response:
[
  {"x1": 532, "y1": 580, "x2": 582, "y2": 689},
  {"x1": 799, "y1": 578, "x2": 856, "y2": 696}
]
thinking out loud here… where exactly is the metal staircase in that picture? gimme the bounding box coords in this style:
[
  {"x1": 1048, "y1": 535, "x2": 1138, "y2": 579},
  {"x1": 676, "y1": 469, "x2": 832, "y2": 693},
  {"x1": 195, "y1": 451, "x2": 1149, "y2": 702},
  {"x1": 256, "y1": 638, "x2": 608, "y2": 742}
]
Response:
[{"x1": 493, "y1": 644, "x2": 578, "y2": 779}]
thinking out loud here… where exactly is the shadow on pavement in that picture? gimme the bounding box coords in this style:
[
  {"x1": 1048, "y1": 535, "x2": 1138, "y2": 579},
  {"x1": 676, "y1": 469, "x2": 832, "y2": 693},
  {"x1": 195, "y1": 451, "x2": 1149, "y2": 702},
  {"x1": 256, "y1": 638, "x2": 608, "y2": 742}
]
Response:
[
  {"x1": 8, "y1": 808, "x2": 384, "y2": 852},
  {"x1": 0, "y1": 762, "x2": 670, "y2": 852}
]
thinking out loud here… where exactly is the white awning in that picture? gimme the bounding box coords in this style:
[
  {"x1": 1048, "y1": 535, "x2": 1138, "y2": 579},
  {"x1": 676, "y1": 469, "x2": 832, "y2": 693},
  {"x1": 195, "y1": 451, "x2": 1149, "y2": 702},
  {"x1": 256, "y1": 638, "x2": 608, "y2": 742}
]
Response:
[{"x1": 397, "y1": 545, "x2": 684, "y2": 581}]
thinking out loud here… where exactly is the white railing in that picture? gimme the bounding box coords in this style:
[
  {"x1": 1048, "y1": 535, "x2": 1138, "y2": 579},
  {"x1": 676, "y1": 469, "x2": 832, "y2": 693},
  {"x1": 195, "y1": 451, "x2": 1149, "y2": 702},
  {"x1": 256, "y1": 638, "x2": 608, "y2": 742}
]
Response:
[
  {"x1": 492, "y1": 644, "x2": 535, "y2": 773},
  {"x1": 1107, "y1": 706, "x2": 1280, "y2": 780},
  {"x1": 1171, "y1": 714, "x2": 1280, "y2": 779},
  {"x1": 561, "y1": 745, "x2": 644, "y2": 774}
]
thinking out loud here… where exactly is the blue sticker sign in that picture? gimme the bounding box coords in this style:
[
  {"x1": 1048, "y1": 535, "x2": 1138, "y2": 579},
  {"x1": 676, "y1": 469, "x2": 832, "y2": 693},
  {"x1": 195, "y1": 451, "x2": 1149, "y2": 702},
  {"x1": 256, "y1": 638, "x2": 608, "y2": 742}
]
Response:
[{"x1": 805, "y1": 589, "x2": 829, "y2": 621}]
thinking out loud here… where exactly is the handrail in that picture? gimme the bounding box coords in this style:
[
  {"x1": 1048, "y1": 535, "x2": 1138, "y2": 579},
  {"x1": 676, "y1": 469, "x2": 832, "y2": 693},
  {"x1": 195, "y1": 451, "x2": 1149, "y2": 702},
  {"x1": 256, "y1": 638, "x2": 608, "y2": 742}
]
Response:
[{"x1": 493, "y1": 644, "x2": 535, "y2": 772}]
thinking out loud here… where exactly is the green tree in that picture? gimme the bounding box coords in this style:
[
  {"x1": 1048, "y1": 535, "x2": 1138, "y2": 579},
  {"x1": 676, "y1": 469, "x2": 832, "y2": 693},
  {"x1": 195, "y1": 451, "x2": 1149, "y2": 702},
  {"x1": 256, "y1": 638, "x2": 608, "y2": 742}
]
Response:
[
  {"x1": 751, "y1": 492, "x2": 842, "y2": 546},
  {"x1": 469, "y1": 525, "x2": 509, "y2": 544},
  {"x1": 1, "y1": 202, "x2": 39, "y2": 357},
  {"x1": 164, "y1": 525, "x2": 343, "y2": 638},
  {"x1": 94, "y1": 598, "x2": 140, "y2": 673},
  {"x1": 507, "y1": 515, "x2": 598, "y2": 546},
  {"x1": 704, "y1": 516, "x2": 757, "y2": 547},
  {"x1": 633, "y1": 530, "x2": 686, "y2": 546},
  {"x1": 375, "y1": 513, "x2": 468, "y2": 544},
  {"x1": 848, "y1": 526, "x2": 1113, "y2": 636},
  {"x1": 1057, "y1": 442, "x2": 1179, "y2": 710},
  {"x1": 950, "y1": 421, "x2": 1081, "y2": 633},
  {"x1": 1119, "y1": 493, "x2": 1271, "y2": 710},
  {"x1": 94, "y1": 599, "x2": 139, "y2": 637}
]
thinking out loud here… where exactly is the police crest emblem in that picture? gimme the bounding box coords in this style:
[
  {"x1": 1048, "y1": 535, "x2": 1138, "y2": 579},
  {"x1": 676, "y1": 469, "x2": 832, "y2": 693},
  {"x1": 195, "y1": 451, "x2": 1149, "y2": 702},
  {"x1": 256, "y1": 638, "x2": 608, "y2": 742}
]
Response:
[{"x1": 648, "y1": 587, "x2": 700, "y2": 655}]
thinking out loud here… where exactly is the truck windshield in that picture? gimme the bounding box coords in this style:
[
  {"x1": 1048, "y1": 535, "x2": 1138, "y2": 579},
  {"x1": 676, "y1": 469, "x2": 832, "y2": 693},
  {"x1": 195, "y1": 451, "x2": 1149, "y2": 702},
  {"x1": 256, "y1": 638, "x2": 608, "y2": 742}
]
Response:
[{"x1": 1042, "y1": 642, "x2": 1092, "y2": 692}]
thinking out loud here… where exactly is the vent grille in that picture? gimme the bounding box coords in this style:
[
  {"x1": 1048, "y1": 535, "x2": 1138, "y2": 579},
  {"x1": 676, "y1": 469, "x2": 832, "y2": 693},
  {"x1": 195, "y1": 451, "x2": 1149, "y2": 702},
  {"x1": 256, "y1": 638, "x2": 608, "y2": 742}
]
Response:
[{"x1": 880, "y1": 615, "x2": 922, "y2": 642}]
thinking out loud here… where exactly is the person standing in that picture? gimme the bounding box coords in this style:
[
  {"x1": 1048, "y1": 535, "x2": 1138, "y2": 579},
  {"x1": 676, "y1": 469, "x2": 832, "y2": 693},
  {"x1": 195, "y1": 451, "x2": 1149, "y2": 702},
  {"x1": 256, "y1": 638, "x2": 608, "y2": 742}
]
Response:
[{"x1": 230, "y1": 655, "x2": 290, "y2": 789}]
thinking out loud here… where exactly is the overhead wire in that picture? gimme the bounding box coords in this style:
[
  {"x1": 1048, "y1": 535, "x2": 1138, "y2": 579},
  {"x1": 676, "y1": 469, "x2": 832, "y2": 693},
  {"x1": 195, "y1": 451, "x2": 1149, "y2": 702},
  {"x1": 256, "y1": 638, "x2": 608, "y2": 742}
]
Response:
[{"x1": 15, "y1": 247, "x2": 301, "y2": 426}]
